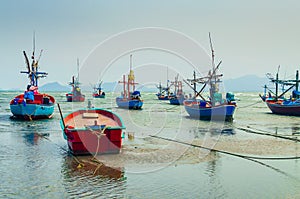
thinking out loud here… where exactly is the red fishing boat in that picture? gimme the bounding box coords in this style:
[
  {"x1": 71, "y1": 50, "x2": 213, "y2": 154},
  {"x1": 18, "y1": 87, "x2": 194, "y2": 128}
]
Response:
[
  {"x1": 66, "y1": 59, "x2": 85, "y2": 102},
  {"x1": 59, "y1": 103, "x2": 125, "y2": 155},
  {"x1": 169, "y1": 74, "x2": 187, "y2": 105},
  {"x1": 92, "y1": 81, "x2": 105, "y2": 98}
]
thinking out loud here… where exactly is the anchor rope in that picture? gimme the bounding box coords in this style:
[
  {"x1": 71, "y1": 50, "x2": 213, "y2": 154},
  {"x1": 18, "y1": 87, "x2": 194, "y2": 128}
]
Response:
[
  {"x1": 150, "y1": 135, "x2": 300, "y2": 160},
  {"x1": 237, "y1": 100, "x2": 263, "y2": 108},
  {"x1": 34, "y1": 133, "x2": 83, "y2": 166},
  {"x1": 85, "y1": 125, "x2": 110, "y2": 174},
  {"x1": 237, "y1": 126, "x2": 300, "y2": 142}
]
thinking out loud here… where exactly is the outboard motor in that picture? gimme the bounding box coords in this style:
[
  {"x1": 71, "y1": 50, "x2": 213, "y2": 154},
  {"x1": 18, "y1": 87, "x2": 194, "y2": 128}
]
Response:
[{"x1": 226, "y1": 92, "x2": 235, "y2": 102}]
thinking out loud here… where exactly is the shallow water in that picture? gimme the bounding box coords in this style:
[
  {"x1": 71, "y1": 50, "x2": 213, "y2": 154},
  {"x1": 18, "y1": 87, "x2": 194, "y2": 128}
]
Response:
[{"x1": 1, "y1": 91, "x2": 300, "y2": 198}]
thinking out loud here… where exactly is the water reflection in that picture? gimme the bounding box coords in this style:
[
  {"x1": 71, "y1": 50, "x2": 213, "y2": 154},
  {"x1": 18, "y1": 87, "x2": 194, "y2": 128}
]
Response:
[
  {"x1": 190, "y1": 127, "x2": 236, "y2": 139},
  {"x1": 23, "y1": 132, "x2": 49, "y2": 145},
  {"x1": 205, "y1": 153, "x2": 227, "y2": 198},
  {"x1": 292, "y1": 126, "x2": 300, "y2": 135},
  {"x1": 61, "y1": 155, "x2": 127, "y2": 198},
  {"x1": 63, "y1": 155, "x2": 125, "y2": 179}
]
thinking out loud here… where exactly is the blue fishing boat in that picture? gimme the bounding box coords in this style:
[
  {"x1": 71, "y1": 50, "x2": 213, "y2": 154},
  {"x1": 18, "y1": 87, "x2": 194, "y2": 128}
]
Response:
[
  {"x1": 156, "y1": 67, "x2": 173, "y2": 100},
  {"x1": 116, "y1": 55, "x2": 143, "y2": 109},
  {"x1": 260, "y1": 68, "x2": 300, "y2": 116},
  {"x1": 184, "y1": 98, "x2": 236, "y2": 121},
  {"x1": 93, "y1": 81, "x2": 105, "y2": 98},
  {"x1": 169, "y1": 74, "x2": 187, "y2": 105},
  {"x1": 169, "y1": 95, "x2": 186, "y2": 105},
  {"x1": 183, "y1": 33, "x2": 236, "y2": 121},
  {"x1": 156, "y1": 82, "x2": 172, "y2": 100},
  {"x1": 10, "y1": 35, "x2": 55, "y2": 120}
]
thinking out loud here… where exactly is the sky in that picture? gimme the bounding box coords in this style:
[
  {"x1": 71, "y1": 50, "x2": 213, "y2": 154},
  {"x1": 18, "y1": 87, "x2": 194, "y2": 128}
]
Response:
[{"x1": 1, "y1": 0, "x2": 300, "y2": 90}]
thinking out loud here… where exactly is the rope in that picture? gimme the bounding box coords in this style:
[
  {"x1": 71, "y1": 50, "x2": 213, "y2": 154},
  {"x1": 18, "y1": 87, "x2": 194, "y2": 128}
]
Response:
[
  {"x1": 24, "y1": 103, "x2": 41, "y2": 120},
  {"x1": 34, "y1": 132, "x2": 83, "y2": 166},
  {"x1": 237, "y1": 100, "x2": 262, "y2": 108},
  {"x1": 84, "y1": 125, "x2": 109, "y2": 172},
  {"x1": 150, "y1": 135, "x2": 300, "y2": 160},
  {"x1": 237, "y1": 127, "x2": 300, "y2": 142}
]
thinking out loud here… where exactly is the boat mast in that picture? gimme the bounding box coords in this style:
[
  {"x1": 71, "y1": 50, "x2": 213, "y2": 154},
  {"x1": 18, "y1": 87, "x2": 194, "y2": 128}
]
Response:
[
  {"x1": 21, "y1": 33, "x2": 47, "y2": 88},
  {"x1": 275, "y1": 65, "x2": 280, "y2": 100},
  {"x1": 123, "y1": 75, "x2": 126, "y2": 98},
  {"x1": 209, "y1": 33, "x2": 215, "y2": 73},
  {"x1": 158, "y1": 82, "x2": 162, "y2": 93},
  {"x1": 174, "y1": 74, "x2": 179, "y2": 95},
  {"x1": 296, "y1": 70, "x2": 299, "y2": 92},
  {"x1": 193, "y1": 70, "x2": 197, "y2": 97},
  {"x1": 209, "y1": 32, "x2": 217, "y2": 103},
  {"x1": 167, "y1": 67, "x2": 169, "y2": 96},
  {"x1": 31, "y1": 32, "x2": 36, "y2": 86},
  {"x1": 128, "y1": 54, "x2": 135, "y2": 98},
  {"x1": 77, "y1": 58, "x2": 80, "y2": 84}
]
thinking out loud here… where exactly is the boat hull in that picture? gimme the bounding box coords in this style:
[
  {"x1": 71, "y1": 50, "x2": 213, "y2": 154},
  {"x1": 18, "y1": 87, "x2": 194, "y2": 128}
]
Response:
[
  {"x1": 266, "y1": 101, "x2": 300, "y2": 116},
  {"x1": 184, "y1": 100, "x2": 236, "y2": 121},
  {"x1": 61, "y1": 108, "x2": 125, "y2": 155},
  {"x1": 10, "y1": 93, "x2": 55, "y2": 120},
  {"x1": 116, "y1": 97, "x2": 143, "y2": 109},
  {"x1": 10, "y1": 104, "x2": 54, "y2": 120},
  {"x1": 156, "y1": 94, "x2": 171, "y2": 100},
  {"x1": 64, "y1": 128, "x2": 123, "y2": 155},
  {"x1": 66, "y1": 93, "x2": 85, "y2": 102},
  {"x1": 169, "y1": 96, "x2": 185, "y2": 105},
  {"x1": 93, "y1": 94, "x2": 105, "y2": 98}
]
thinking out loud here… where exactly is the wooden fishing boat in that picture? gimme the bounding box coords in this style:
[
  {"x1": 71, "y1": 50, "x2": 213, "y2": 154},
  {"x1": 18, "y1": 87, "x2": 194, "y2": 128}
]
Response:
[
  {"x1": 92, "y1": 81, "x2": 105, "y2": 98},
  {"x1": 261, "y1": 69, "x2": 300, "y2": 116},
  {"x1": 59, "y1": 103, "x2": 125, "y2": 155},
  {"x1": 66, "y1": 59, "x2": 85, "y2": 102},
  {"x1": 10, "y1": 35, "x2": 55, "y2": 120},
  {"x1": 183, "y1": 98, "x2": 236, "y2": 121},
  {"x1": 156, "y1": 82, "x2": 172, "y2": 100},
  {"x1": 116, "y1": 55, "x2": 143, "y2": 109},
  {"x1": 169, "y1": 74, "x2": 187, "y2": 105},
  {"x1": 183, "y1": 33, "x2": 236, "y2": 121},
  {"x1": 156, "y1": 67, "x2": 172, "y2": 100}
]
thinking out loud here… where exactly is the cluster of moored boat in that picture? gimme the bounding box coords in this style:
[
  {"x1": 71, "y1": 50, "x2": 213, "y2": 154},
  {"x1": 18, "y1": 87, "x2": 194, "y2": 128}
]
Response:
[{"x1": 9, "y1": 34, "x2": 300, "y2": 156}]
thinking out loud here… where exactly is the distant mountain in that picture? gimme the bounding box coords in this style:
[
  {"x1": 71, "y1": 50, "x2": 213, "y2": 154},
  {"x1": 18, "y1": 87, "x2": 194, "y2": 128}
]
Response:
[
  {"x1": 36, "y1": 75, "x2": 269, "y2": 93},
  {"x1": 224, "y1": 75, "x2": 268, "y2": 92},
  {"x1": 39, "y1": 82, "x2": 69, "y2": 92},
  {"x1": 102, "y1": 82, "x2": 118, "y2": 92},
  {"x1": 80, "y1": 82, "x2": 118, "y2": 92}
]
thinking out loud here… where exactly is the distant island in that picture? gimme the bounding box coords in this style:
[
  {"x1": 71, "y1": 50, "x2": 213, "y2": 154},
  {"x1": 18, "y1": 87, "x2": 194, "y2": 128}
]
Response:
[
  {"x1": 2, "y1": 74, "x2": 269, "y2": 92},
  {"x1": 39, "y1": 82, "x2": 69, "y2": 92},
  {"x1": 224, "y1": 74, "x2": 268, "y2": 92}
]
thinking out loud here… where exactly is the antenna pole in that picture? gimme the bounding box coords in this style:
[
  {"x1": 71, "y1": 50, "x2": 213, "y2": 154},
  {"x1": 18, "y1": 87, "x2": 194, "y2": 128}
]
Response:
[
  {"x1": 130, "y1": 54, "x2": 132, "y2": 71},
  {"x1": 167, "y1": 66, "x2": 169, "y2": 87},
  {"x1": 33, "y1": 31, "x2": 35, "y2": 59},
  {"x1": 77, "y1": 58, "x2": 80, "y2": 82},
  {"x1": 296, "y1": 70, "x2": 299, "y2": 92},
  {"x1": 209, "y1": 32, "x2": 215, "y2": 69},
  {"x1": 193, "y1": 70, "x2": 197, "y2": 96},
  {"x1": 275, "y1": 72, "x2": 278, "y2": 100}
]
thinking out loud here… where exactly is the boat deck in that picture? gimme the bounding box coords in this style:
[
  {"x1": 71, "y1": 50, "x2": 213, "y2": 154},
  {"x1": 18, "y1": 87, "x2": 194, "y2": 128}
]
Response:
[{"x1": 65, "y1": 112, "x2": 120, "y2": 128}]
